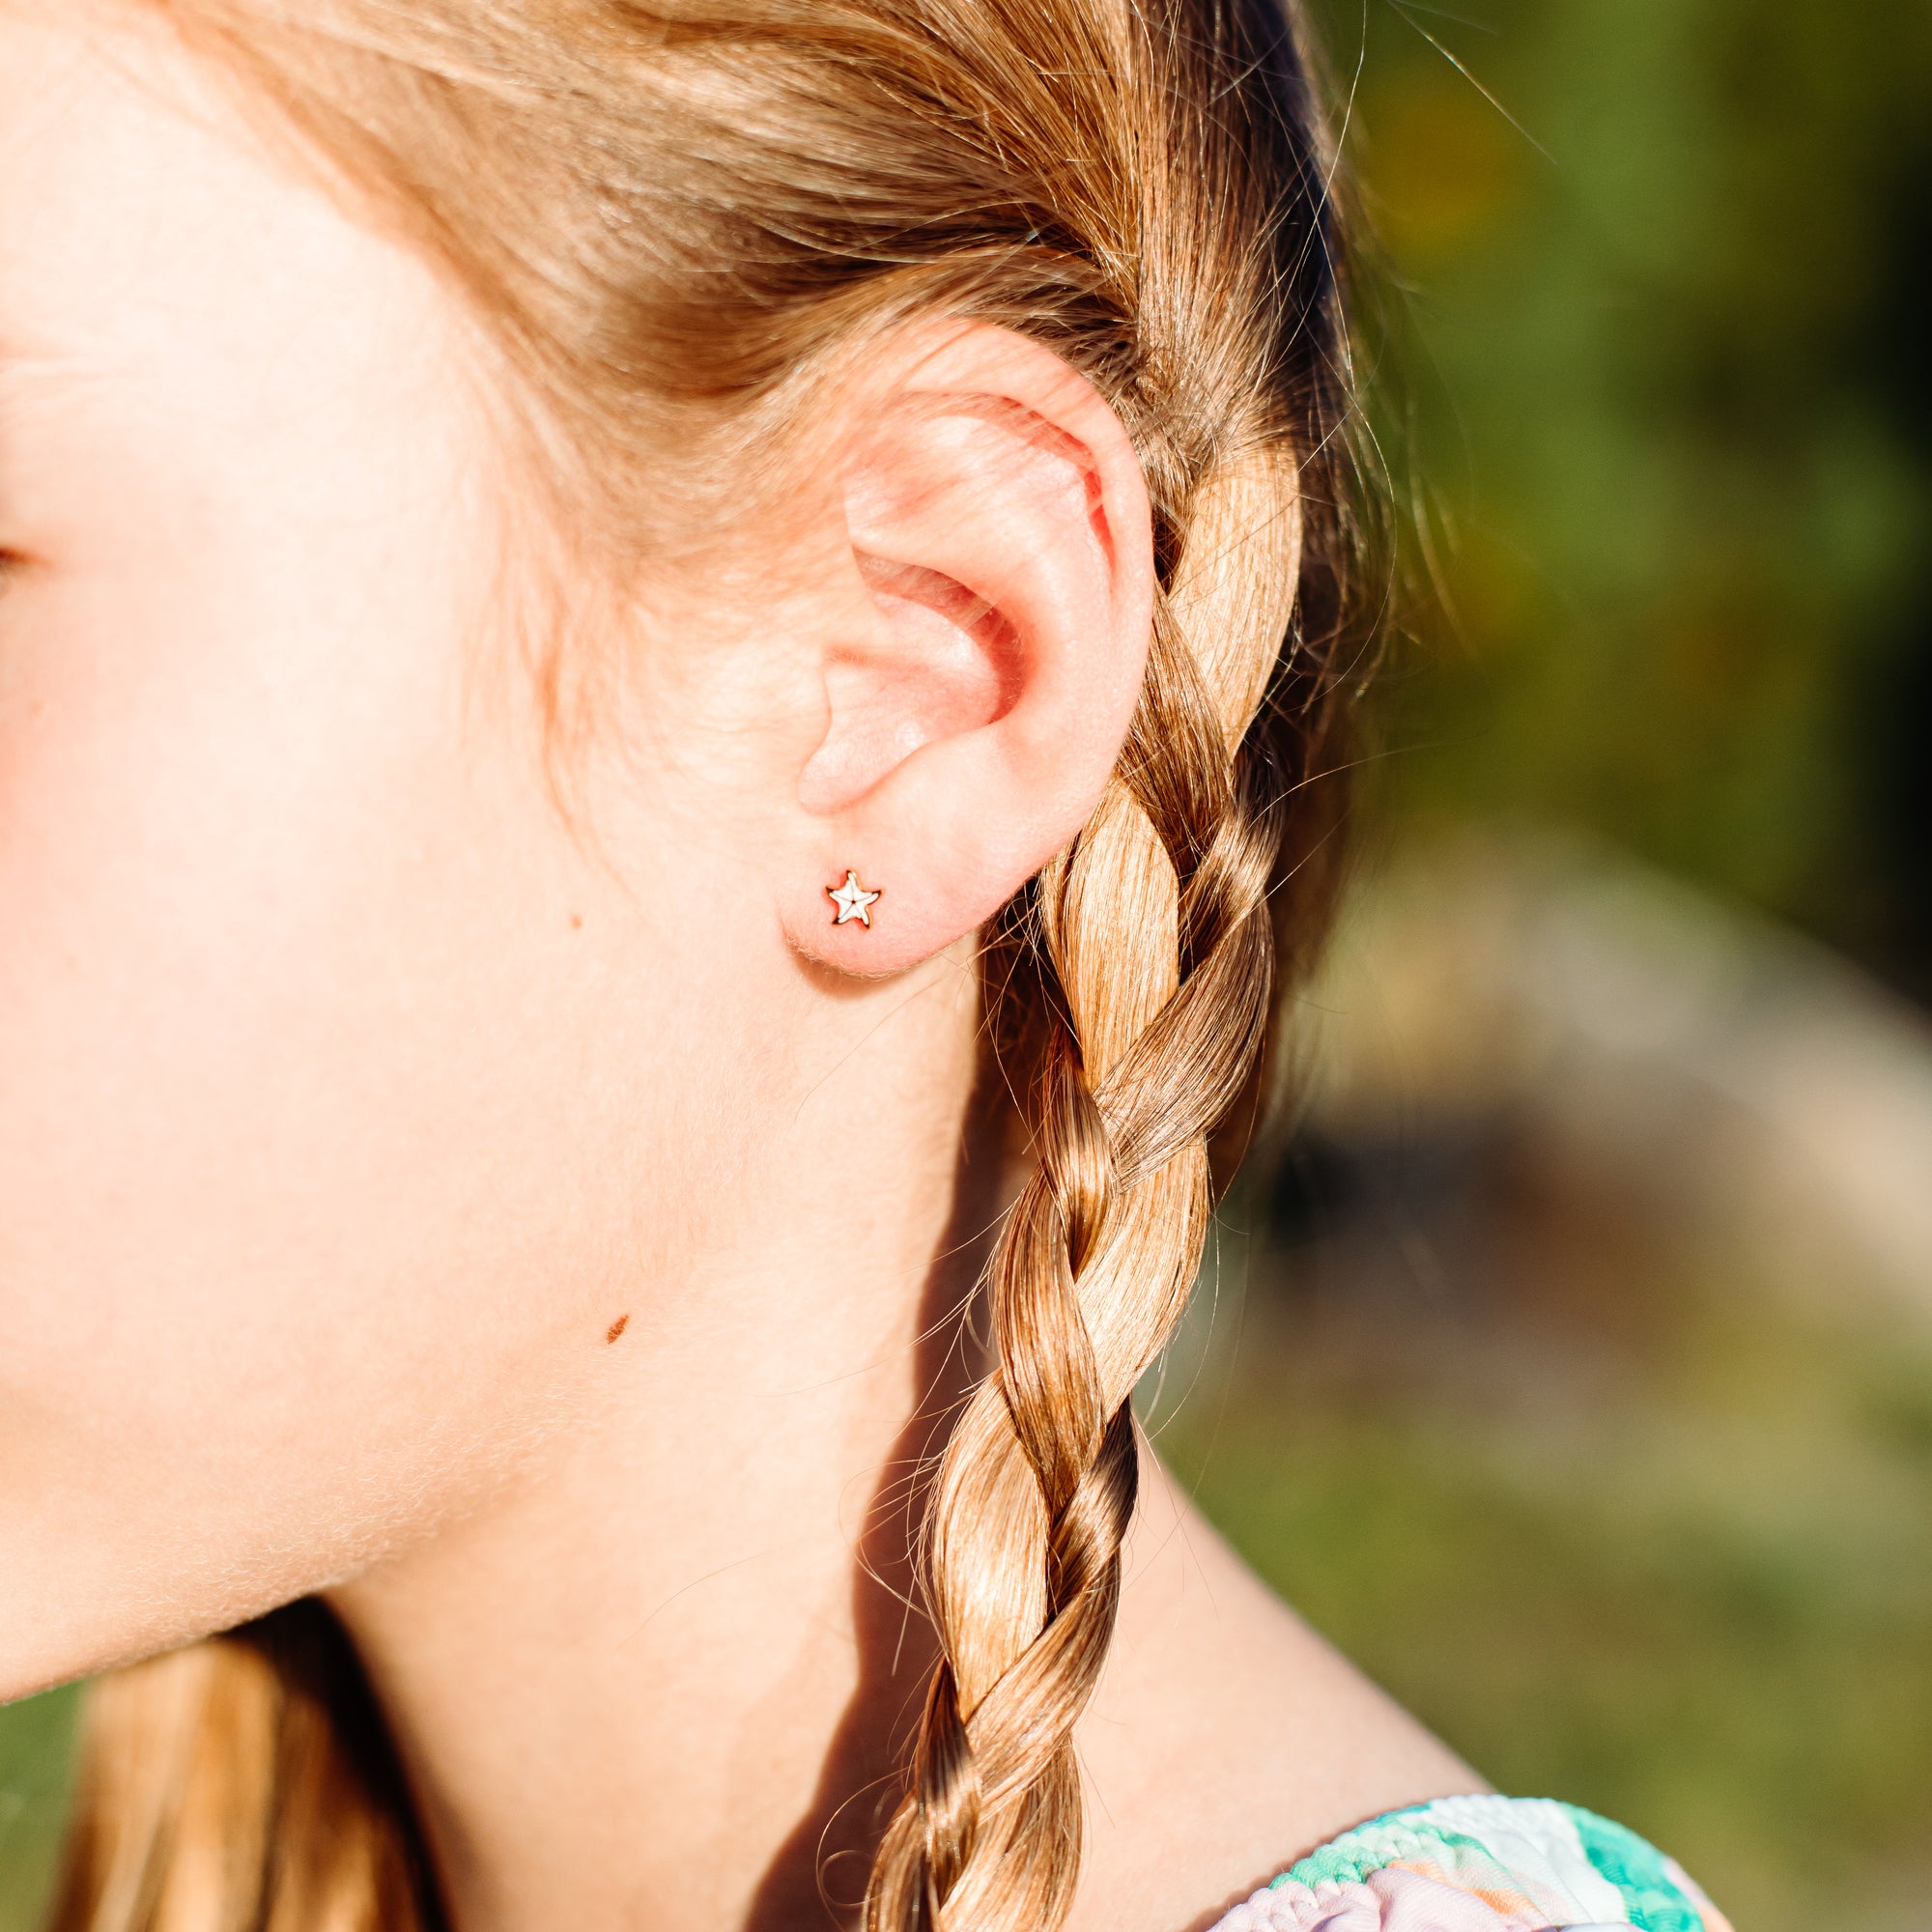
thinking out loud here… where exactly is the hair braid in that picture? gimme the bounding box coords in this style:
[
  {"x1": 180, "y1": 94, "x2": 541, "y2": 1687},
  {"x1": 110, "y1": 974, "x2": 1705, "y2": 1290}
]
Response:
[
  {"x1": 854, "y1": 15, "x2": 1339, "y2": 1924},
  {"x1": 867, "y1": 441, "x2": 1306, "y2": 1932}
]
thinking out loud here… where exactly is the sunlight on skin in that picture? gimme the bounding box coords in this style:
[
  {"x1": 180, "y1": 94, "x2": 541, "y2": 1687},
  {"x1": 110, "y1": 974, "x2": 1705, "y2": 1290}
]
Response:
[{"x1": 0, "y1": 9, "x2": 1475, "y2": 1930}]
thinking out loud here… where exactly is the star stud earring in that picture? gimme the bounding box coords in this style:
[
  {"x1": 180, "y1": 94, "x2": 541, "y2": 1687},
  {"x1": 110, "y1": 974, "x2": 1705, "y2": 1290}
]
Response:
[{"x1": 828, "y1": 869, "x2": 882, "y2": 928}]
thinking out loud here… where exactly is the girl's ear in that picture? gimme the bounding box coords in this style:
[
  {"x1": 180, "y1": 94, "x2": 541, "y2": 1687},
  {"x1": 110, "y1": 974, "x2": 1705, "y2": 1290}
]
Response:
[{"x1": 780, "y1": 324, "x2": 1154, "y2": 973}]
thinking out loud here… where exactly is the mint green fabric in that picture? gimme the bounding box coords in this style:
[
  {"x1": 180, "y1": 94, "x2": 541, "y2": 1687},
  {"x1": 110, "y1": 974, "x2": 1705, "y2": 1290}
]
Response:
[
  {"x1": 1567, "y1": 1807, "x2": 1704, "y2": 1932},
  {"x1": 1208, "y1": 1794, "x2": 1729, "y2": 1931}
]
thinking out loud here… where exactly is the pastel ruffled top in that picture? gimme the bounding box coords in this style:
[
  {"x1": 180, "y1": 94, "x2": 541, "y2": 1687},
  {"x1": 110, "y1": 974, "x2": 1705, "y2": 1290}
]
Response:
[{"x1": 1208, "y1": 1796, "x2": 1733, "y2": 1932}]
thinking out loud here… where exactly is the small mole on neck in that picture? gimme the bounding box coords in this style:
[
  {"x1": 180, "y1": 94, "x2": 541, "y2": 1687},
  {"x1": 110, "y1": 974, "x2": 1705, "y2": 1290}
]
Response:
[{"x1": 605, "y1": 1313, "x2": 630, "y2": 1345}]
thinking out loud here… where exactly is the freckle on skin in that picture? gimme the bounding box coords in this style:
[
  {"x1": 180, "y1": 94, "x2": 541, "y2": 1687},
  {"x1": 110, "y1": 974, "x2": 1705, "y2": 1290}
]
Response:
[
  {"x1": 606, "y1": 1314, "x2": 630, "y2": 1345},
  {"x1": 571, "y1": 913, "x2": 584, "y2": 931}
]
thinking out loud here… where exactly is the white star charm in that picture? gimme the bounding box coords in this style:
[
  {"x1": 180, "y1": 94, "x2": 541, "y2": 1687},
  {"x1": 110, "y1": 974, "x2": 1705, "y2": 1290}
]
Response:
[{"x1": 827, "y1": 868, "x2": 882, "y2": 928}]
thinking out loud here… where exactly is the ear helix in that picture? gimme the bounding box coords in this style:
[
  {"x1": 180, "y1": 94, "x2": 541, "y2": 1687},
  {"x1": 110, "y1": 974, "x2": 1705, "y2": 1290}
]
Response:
[{"x1": 827, "y1": 869, "x2": 882, "y2": 929}]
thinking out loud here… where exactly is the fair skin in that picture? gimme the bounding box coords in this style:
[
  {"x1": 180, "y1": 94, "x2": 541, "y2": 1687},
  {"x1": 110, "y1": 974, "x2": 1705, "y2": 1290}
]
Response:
[{"x1": 0, "y1": 9, "x2": 1476, "y2": 1932}]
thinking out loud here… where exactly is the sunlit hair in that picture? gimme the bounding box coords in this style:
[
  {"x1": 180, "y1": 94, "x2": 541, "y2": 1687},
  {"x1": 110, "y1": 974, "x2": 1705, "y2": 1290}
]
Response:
[{"x1": 52, "y1": 0, "x2": 1366, "y2": 1926}]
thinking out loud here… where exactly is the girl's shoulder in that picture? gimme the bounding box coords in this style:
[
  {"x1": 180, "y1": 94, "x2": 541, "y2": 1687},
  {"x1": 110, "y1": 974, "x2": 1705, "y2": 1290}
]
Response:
[{"x1": 1208, "y1": 1795, "x2": 1733, "y2": 1932}]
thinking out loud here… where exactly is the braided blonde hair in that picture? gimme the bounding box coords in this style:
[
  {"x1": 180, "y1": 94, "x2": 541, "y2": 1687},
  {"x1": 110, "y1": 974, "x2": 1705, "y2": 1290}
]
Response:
[{"x1": 52, "y1": 0, "x2": 1361, "y2": 1927}]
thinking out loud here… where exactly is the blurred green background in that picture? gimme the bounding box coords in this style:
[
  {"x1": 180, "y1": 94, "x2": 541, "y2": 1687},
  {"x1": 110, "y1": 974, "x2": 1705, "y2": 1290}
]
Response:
[
  {"x1": 1318, "y1": 0, "x2": 1932, "y2": 989},
  {"x1": 1151, "y1": 4, "x2": 1932, "y2": 1931},
  {"x1": 4, "y1": 2, "x2": 1930, "y2": 1929},
  {"x1": 0, "y1": 1697, "x2": 74, "y2": 1932}
]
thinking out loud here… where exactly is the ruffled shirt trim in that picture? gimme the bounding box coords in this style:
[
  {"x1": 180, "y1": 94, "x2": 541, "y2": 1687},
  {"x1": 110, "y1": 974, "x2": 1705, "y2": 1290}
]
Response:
[{"x1": 1208, "y1": 1795, "x2": 1733, "y2": 1932}]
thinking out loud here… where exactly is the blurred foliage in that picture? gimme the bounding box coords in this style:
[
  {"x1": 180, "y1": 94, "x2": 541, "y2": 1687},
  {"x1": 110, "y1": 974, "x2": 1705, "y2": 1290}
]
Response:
[
  {"x1": 1154, "y1": 1193, "x2": 1932, "y2": 1932},
  {"x1": 1217, "y1": 12, "x2": 1932, "y2": 1924},
  {"x1": 0, "y1": 1690, "x2": 75, "y2": 1932},
  {"x1": 1310, "y1": 0, "x2": 1932, "y2": 993}
]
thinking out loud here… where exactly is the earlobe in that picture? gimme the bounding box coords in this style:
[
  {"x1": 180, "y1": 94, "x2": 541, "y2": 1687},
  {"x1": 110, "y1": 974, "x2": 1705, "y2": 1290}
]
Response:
[{"x1": 781, "y1": 326, "x2": 1154, "y2": 977}]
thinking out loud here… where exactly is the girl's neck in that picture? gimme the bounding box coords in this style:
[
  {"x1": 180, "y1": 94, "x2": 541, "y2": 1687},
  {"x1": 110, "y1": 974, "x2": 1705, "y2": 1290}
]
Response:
[
  {"x1": 327, "y1": 953, "x2": 987, "y2": 1930},
  {"x1": 327, "y1": 949, "x2": 1477, "y2": 1932}
]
